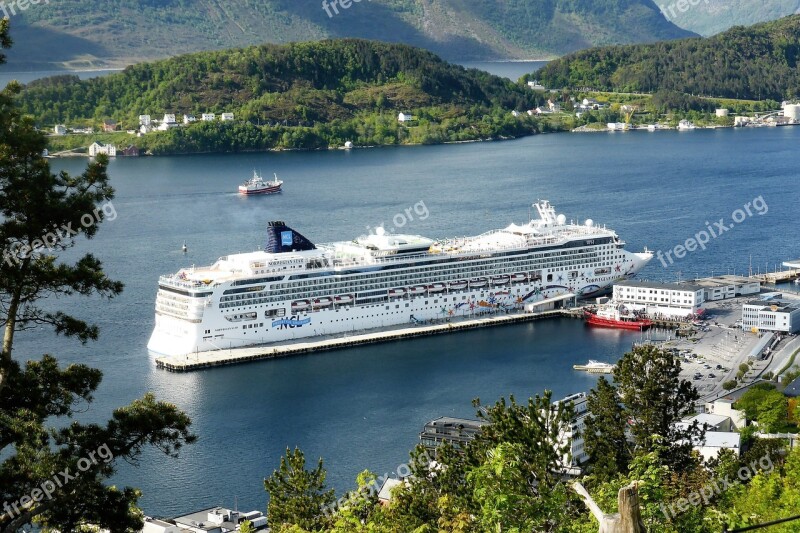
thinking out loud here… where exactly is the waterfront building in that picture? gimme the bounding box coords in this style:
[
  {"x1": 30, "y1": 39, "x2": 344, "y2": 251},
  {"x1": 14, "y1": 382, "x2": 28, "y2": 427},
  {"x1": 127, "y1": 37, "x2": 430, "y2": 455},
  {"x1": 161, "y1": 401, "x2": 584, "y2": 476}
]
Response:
[
  {"x1": 691, "y1": 275, "x2": 760, "y2": 301},
  {"x1": 553, "y1": 392, "x2": 590, "y2": 470},
  {"x1": 88, "y1": 142, "x2": 116, "y2": 157},
  {"x1": 54, "y1": 124, "x2": 67, "y2": 135},
  {"x1": 612, "y1": 280, "x2": 704, "y2": 319},
  {"x1": 419, "y1": 417, "x2": 486, "y2": 452},
  {"x1": 741, "y1": 299, "x2": 800, "y2": 333}
]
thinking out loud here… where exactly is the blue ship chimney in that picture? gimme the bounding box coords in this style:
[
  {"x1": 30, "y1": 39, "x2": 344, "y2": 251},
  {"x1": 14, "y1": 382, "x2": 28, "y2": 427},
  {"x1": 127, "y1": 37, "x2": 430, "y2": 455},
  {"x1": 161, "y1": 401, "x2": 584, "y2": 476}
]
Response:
[{"x1": 265, "y1": 221, "x2": 316, "y2": 253}]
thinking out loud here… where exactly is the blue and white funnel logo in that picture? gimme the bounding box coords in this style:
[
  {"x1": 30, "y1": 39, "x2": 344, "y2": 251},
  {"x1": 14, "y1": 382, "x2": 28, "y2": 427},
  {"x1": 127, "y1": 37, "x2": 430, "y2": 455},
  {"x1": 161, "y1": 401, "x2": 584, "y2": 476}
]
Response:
[{"x1": 281, "y1": 230, "x2": 293, "y2": 246}]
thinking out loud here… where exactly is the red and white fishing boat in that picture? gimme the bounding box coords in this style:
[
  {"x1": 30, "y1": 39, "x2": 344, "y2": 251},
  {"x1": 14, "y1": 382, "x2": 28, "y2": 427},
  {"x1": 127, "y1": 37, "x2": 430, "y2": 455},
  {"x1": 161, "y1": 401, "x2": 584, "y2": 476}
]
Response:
[
  {"x1": 238, "y1": 171, "x2": 283, "y2": 195},
  {"x1": 584, "y1": 304, "x2": 652, "y2": 330}
]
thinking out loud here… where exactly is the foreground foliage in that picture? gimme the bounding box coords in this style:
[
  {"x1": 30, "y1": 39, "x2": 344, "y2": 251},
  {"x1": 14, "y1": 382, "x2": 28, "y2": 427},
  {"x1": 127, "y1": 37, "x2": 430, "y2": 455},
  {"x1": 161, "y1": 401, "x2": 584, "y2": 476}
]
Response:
[
  {"x1": 261, "y1": 345, "x2": 800, "y2": 532},
  {"x1": 1, "y1": 27, "x2": 196, "y2": 532}
]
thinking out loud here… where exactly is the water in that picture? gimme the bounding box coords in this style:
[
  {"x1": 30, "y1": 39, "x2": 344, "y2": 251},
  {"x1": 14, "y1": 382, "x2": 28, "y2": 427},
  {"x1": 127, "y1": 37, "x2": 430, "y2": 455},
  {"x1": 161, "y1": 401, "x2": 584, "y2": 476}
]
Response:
[
  {"x1": 0, "y1": 61, "x2": 542, "y2": 90},
  {"x1": 460, "y1": 60, "x2": 547, "y2": 81},
  {"x1": 13, "y1": 127, "x2": 800, "y2": 517},
  {"x1": 0, "y1": 69, "x2": 122, "y2": 87}
]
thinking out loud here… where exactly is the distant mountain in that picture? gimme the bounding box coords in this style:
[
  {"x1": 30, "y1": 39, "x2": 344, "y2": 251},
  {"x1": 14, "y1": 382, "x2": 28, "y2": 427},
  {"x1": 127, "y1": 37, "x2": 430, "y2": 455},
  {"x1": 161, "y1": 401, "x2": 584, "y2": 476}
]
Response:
[
  {"x1": 654, "y1": 0, "x2": 800, "y2": 36},
  {"x1": 533, "y1": 15, "x2": 800, "y2": 101},
  {"x1": 4, "y1": 0, "x2": 694, "y2": 69}
]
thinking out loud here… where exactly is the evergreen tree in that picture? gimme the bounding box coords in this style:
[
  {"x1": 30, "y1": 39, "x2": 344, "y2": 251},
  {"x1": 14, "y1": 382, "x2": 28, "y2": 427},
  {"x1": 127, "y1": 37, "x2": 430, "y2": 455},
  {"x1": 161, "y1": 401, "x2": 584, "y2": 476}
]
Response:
[
  {"x1": 613, "y1": 345, "x2": 702, "y2": 472},
  {"x1": 0, "y1": 25, "x2": 196, "y2": 532},
  {"x1": 264, "y1": 447, "x2": 335, "y2": 531},
  {"x1": 583, "y1": 376, "x2": 632, "y2": 482}
]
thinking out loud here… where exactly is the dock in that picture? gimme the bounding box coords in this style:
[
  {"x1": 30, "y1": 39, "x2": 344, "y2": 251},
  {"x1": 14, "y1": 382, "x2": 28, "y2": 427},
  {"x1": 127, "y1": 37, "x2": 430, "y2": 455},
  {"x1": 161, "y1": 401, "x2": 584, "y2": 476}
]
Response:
[{"x1": 156, "y1": 309, "x2": 574, "y2": 372}]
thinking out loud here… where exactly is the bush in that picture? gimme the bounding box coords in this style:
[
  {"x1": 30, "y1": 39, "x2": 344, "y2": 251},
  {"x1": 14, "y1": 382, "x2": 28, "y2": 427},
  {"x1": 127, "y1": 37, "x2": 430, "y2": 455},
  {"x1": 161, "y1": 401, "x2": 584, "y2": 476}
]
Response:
[{"x1": 723, "y1": 380, "x2": 738, "y2": 391}]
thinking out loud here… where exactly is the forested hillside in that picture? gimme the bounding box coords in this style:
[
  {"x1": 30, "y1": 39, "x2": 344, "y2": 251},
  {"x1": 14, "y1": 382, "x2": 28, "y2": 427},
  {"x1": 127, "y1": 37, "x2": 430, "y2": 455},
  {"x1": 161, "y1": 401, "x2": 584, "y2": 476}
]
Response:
[
  {"x1": 20, "y1": 39, "x2": 552, "y2": 153},
  {"x1": 533, "y1": 15, "x2": 800, "y2": 101},
  {"x1": 6, "y1": 0, "x2": 693, "y2": 68}
]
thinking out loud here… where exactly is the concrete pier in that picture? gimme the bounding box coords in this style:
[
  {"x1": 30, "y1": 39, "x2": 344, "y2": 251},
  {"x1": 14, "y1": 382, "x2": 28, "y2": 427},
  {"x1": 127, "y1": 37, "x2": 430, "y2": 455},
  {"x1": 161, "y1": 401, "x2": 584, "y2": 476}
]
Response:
[{"x1": 155, "y1": 309, "x2": 576, "y2": 372}]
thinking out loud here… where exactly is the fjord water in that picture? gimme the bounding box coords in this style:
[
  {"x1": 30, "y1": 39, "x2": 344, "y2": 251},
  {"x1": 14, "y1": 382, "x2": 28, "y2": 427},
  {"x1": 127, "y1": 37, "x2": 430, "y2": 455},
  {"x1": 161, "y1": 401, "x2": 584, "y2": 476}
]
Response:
[{"x1": 17, "y1": 126, "x2": 799, "y2": 517}]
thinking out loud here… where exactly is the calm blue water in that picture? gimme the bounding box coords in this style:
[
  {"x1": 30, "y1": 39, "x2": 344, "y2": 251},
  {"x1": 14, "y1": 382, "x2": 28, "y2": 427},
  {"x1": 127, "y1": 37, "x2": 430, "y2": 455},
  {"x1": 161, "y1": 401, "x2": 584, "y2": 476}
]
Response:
[
  {"x1": 461, "y1": 60, "x2": 547, "y2": 81},
  {"x1": 13, "y1": 127, "x2": 800, "y2": 517},
  {"x1": 0, "y1": 69, "x2": 121, "y2": 87}
]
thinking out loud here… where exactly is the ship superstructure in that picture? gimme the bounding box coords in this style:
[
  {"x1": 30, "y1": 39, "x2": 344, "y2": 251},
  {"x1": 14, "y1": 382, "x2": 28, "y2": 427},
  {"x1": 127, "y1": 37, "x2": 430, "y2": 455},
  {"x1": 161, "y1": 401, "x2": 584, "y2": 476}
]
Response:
[{"x1": 148, "y1": 201, "x2": 653, "y2": 356}]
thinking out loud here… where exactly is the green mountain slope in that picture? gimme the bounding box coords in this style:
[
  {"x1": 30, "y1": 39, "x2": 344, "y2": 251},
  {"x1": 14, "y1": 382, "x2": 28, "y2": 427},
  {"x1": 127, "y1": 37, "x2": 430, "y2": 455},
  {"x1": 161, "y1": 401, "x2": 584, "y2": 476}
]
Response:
[
  {"x1": 654, "y1": 0, "x2": 800, "y2": 36},
  {"x1": 533, "y1": 15, "x2": 800, "y2": 101},
  {"x1": 5, "y1": 0, "x2": 694, "y2": 68},
  {"x1": 19, "y1": 39, "x2": 554, "y2": 153}
]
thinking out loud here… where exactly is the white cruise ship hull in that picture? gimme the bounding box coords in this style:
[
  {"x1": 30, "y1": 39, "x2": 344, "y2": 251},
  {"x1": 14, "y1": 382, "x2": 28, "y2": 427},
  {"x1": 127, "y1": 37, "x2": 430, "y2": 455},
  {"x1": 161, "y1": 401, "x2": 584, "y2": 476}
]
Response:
[{"x1": 148, "y1": 202, "x2": 653, "y2": 357}]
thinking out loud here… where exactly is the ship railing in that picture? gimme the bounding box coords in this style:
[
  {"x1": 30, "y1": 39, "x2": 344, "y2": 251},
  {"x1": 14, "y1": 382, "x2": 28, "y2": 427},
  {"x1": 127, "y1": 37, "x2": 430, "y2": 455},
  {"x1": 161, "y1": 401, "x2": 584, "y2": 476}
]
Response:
[{"x1": 158, "y1": 276, "x2": 216, "y2": 290}]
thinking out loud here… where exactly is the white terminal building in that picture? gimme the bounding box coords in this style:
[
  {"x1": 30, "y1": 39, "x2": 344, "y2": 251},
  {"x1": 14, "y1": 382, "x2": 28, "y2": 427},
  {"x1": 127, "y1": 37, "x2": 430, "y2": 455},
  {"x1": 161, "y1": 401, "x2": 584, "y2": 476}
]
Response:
[
  {"x1": 612, "y1": 280, "x2": 705, "y2": 319},
  {"x1": 742, "y1": 297, "x2": 800, "y2": 333},
  {"x1": 691, "y1": 275, "x2": 761, "y2": 302}
]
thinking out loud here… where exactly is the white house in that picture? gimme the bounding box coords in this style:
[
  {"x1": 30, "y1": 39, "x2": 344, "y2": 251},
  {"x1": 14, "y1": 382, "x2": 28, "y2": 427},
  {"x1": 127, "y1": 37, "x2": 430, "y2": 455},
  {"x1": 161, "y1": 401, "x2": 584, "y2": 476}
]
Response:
[
  {"x1": 54, "y1": 124, "x2": 67, "y2": 135},
  {"x1": 88, "y1": 142, "x2": 116, "y2": 157},
  {"x1": 704, "y1": 398, "x2": 746, "y2": 430},
  {"x1": 201, "y1": 113, "x2": 216, "y2": 122},
  {"x1": 142, "y1": 517, "x2": 180, "y2": 533},
  {"x1": 742, "y1": 299, "x2": 800, "y2": 333},
  {"x1": 527, "y1": 80, "x2": 546, "y2": 90},
  {"x1": 676, "y1": 411, "x2": 742, "y2": 462},
  {"x1": 220, "y1": 112, "x2": 234, "y2": 121},
  {"x1": 511, "y1": 110, "x2": 521, "y2": 117},
  {"x1": 612, "y1": 280, "x2": 705, "y2": 319},
  {"x1": 183, "y1": 114, "x2": 196, "y2": 124},
  {"x1": 162, "y1": 114, "x2": 177, "y2": 125},
  {"x1": 398, "y1": 112, "x2": 415, "y2": 123},
  {"x1": 139, "y1": 115, "x2": 151, "y2": 126},
  {"x1": 693, "y1": 275, "x2": 761, "y2": 301}
]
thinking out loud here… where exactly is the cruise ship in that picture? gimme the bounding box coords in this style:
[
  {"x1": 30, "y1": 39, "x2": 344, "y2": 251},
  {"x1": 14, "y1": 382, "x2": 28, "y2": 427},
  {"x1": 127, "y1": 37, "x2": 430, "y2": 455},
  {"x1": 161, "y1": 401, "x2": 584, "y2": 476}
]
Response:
[{"x1": 147, "y1": 201, "x2": 653, "y2": 356}]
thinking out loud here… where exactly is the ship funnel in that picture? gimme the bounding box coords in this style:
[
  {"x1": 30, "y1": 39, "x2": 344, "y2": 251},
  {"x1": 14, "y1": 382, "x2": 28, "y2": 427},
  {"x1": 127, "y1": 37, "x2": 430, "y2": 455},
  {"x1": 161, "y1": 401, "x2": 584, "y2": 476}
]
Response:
[{"x1": 266, "y1": 221, "x2": 316, "y2": 253}]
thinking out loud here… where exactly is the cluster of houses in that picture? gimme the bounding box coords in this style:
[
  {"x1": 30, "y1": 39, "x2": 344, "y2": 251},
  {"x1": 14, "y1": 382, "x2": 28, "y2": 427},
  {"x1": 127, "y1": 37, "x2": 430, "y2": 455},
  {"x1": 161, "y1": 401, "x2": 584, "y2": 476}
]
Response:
[{"x1": 136, "y1": 113, "x2": 235, "y2": 135}]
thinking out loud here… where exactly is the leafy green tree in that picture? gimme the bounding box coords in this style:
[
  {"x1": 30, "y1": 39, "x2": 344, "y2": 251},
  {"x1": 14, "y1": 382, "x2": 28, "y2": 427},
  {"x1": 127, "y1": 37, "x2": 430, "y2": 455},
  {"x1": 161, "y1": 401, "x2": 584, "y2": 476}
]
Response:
[
  {"x1": 0, "y1": 24, "x2": 196, "y2": 533},
  {"x1": 723, "y1": 380, "x2": 738, "y2": 391},
  {"x1": 239, "y1": 519, "x2": 256, "y2": 533},
  {"x1": 264, "y1": 447, "x2": 335, "y2": 531},
  {"x1": 583, "y1": 376, "x2": 632, "y2": 482},
  {"x1": 469, "y1": 392, "x2": 577, "y2": 530}
]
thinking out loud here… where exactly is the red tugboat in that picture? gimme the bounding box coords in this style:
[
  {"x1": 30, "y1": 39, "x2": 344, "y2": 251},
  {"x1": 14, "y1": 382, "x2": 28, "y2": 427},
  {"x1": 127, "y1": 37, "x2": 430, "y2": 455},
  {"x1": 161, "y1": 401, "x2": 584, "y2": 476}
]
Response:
[{"x1": 584, "y1": 303, "x2": 653, "y2": 330}]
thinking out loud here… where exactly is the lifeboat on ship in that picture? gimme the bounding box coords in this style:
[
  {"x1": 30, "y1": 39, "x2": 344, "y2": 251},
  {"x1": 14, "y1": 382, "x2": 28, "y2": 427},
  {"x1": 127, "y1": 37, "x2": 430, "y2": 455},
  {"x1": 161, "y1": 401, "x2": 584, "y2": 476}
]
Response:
[
  {"x1": 491, "y1": 275, "x2": 510, "y2": 286},
  {"x1": 334, "y1": 294, "x2": 354, "y2": 305},
  {"x1": 511, "y1": 273, "x2": 527, "y2": 283},
  {"x1": 291, "y1": 300, "x2": 311, "y2": 312},
  {"x1": 449, "y1": 280, "x2": 468, "y2": 290},
  {"x1": 312, "y1": 297, "x2": 333, "y2": 309},
  {"x1": 409, "y1": 285, "x2": 427, "y2": 295},
  {"x1": 388, "y1": 288, "x2": 407, "y2": 298},
  {"x1": 469, "y1": 277, "x2": 488, "y2": 288},
  {"x1": 428, "y1": 283, "x2": 446, "y2": 293}
]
